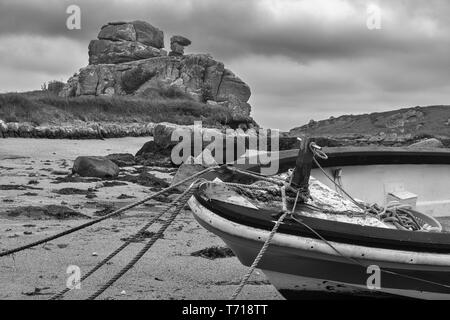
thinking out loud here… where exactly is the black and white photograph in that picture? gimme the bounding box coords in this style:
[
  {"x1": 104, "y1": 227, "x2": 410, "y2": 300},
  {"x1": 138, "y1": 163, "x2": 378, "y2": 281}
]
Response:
[{"x1": 0, "y1": 0, "x2": 450, "y2": 307}]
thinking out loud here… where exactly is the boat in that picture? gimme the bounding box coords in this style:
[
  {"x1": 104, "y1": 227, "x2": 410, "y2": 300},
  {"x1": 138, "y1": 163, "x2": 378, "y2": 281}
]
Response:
[{"x1": 187, "y1": 143, "x2": 450, "y2": 299}]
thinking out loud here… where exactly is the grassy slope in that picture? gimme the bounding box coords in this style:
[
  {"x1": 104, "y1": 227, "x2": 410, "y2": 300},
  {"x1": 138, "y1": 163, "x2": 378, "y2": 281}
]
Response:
[
  {"x1": 0, "y1": 91, "x2": 236, "y2": 127},
  {"x1": 289, "y1": 105, "x2": 450, "y2": 138}
]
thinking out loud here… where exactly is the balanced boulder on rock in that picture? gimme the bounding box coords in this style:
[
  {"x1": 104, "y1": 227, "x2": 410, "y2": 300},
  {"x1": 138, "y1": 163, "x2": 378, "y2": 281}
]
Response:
[
  {"x1": 169, "y1": 35, "x2": 191, "y2": 56},
  {"x1": 72, "y1": 156, "x2": 120, "y2": 178}
]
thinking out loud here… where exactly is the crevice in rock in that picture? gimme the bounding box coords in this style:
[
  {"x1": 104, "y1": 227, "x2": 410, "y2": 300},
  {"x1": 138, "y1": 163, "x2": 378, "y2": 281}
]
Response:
[{"x1": 215, "y1": 70, "x2": 225, "y2": 99}]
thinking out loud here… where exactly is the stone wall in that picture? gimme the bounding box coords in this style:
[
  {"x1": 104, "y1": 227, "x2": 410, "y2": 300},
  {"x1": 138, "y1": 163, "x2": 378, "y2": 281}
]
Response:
[{"x1": 0, "y1": 120, "x2": 155, "y2": 139}]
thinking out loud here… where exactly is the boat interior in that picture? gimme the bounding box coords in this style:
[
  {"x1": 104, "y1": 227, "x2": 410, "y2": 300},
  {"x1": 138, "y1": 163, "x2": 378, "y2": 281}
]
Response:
[
  {"x1": 194, "y1": 146, "x2": 450, "y2": 252},
  {"x1": 240, "y1": 147, "x2": 450, "y2": 218}
]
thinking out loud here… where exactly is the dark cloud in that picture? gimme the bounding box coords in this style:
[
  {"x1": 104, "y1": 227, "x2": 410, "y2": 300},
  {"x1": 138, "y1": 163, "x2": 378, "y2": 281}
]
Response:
[
  {"x1": 0, "y1": 0, "x2": 449, "y2": 129},
  {"x1": 2, "y1": 0, "x2": 448, "y2": 61}
]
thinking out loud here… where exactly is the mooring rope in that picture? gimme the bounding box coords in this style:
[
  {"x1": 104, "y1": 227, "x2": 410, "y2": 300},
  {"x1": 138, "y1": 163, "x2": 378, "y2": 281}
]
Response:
[
  {"x1": 86, "y1": 185, "x2": 197, "y2": 300},
  {"x1": 230, "y1": 210, "x2": 288, "y2": 300},
  {"x1": 49, "y1": 185, "x2": 196, "y2": 300},
  {"x1": 0, "y1": 166, "x2": 217, "y2": 258}
]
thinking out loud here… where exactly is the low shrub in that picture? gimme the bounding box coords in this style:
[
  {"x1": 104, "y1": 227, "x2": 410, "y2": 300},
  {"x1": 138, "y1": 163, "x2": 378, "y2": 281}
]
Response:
[{"x1": 0, "y1": 92, "x2": 236, "y2": 127}]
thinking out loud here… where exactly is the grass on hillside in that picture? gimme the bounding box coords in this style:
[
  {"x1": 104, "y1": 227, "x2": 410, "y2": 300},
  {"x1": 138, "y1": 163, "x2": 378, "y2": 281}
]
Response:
[
  {"x1": 0, "y1": 91, "x2": 236, "y2": 127},
  {"x1": 290, "y1": 105, "x2": 450, "y2": 138}
]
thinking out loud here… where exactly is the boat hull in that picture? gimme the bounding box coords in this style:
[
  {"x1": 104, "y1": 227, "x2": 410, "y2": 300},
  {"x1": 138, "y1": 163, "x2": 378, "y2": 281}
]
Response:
[{"x1": 188, "y1": 197, "x2": 450, "y2": 299}]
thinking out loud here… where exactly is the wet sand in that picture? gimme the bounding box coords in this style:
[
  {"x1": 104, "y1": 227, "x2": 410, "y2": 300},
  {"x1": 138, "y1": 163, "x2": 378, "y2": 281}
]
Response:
[{"x1": 0, "y1": 138, "x2": 282, "y2": 300}]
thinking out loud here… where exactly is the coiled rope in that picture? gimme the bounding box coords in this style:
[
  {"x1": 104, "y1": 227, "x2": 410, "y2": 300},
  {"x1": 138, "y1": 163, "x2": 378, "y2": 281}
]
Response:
[
  {"x1": 363, "y1": 201, "x2": 422, "y2": 231},
  {"x1": 0, "y1": 166, "x2": 217, "y2": 258}
]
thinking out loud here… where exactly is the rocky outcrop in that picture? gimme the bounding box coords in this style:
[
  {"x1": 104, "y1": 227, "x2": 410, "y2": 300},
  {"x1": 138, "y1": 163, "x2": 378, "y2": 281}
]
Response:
[
  {"x1": 60, "y1": 20, "x2": 252, "y2": 123},
  {"x1": 216, "y1": 69, "x2": 251, "y2": 103},
  {"x1": 90, "y1": 21, "x2": 165, "y2": 65},
  {"x1": 131, "y1": 20, "x2": 164, "y2": 48},
  {"x1": 98, "y1": 22, "x2": 137, "y2": 42},
  {"x1": 98, "y1": 21, "x2": 164, "y2": 47}
]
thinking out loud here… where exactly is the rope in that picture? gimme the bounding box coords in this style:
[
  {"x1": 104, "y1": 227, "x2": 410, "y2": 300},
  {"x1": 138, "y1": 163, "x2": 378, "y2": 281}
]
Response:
[
  {"x1": 86, "y1": 185, "x2": 197, "y2": 300},
  {"x1": 363, "y1": 201, "x2": 422, "y2": 231},
  {"x1": 49, "y1": 189, "x2": 193, "y2": 300},
  {"x1": 230, "y1": 211, "x2": 288, "y2": 300},
  {"x1": 0, "y1": 166, "x2": 217, "y2": 258}
]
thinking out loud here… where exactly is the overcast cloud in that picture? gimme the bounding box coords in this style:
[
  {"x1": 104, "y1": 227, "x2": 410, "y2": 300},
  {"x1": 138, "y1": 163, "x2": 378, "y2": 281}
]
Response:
[{"x1": 0, "y1": 0, "x2": 449, "y2": 130}]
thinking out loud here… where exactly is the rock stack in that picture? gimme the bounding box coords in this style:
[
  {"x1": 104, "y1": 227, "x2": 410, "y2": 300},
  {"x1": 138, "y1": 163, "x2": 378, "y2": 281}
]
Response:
[{"x1": 59, "y1": 20, "x2": 253, "y2": 124}]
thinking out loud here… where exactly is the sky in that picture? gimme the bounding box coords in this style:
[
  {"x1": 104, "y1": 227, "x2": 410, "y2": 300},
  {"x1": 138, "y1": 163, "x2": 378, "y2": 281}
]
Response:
[{"x1": 0, "y1": 0, "x2": 449, "y2": 130}]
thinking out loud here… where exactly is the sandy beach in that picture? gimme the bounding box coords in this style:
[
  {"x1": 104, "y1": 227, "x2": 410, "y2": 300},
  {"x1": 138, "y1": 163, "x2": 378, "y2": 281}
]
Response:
[{"x1": 0, "y1": 138, "x2": 282, "y2": 300}]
